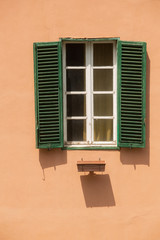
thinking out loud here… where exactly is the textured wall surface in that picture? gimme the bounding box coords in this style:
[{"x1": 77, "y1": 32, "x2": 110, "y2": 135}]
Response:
[{"x1": 0, "y1": 0, "x2": 160, "y2": 239}]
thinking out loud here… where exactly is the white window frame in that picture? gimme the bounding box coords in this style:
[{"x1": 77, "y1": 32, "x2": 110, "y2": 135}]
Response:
[{"x1": 63, "y1": 40, "x2": 117, "y2": 147}]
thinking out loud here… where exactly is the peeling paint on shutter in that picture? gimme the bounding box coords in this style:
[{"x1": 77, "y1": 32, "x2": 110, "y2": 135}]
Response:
[
  {"x1": 118, "y1": 41, "x2": 146, "y2": 148},
  {"x1": 34, "y1": 42, "x2": 63, "y2": 149}
]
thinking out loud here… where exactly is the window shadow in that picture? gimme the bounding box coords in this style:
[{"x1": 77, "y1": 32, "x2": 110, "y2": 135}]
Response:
[
  {"x1": 80, "y1": 174, "x2": 115, "y2": 208},
  {"x1": 120, "y1": 53, "x2": 150, "y2": 167},
  {"x1": 39, "y1": 149, "x2": 67, "y2": 180}
]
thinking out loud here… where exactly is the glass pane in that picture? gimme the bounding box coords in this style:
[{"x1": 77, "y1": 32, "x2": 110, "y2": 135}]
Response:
[
  {"x1": 67, "y1": 95, "x2": 86, "y2": 116},
  {"x1": 66, "y1": 44, "x2": 85, "y2": 66},
  {"x1": 94, "y1": 94, "x2": 113, "y2": 116},
  {"x1": 94, "y1": 69, "x2": 113, "y2": 91},
  {"x1": 94, "y1": 119, "x2": 113, "y2": 141},
  {"x1": 93, "y1": 43, "x2": 113, "y2": 66},
  {"x1": 67, "y1": 120, "x2": 86, "y2": 141},
  {"x1": 67, "y1": 69, "x2": 85, "y2": 91}
]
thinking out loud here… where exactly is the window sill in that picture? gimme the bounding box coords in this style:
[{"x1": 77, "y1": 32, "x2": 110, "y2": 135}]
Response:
[{"x1": 62, "y1": 146, "x2": 120, "y2": 150}]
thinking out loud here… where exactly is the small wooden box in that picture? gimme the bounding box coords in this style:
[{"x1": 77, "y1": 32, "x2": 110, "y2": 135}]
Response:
[{"x1": 77, "y1": 161, "x2": 106, "y2": 172}]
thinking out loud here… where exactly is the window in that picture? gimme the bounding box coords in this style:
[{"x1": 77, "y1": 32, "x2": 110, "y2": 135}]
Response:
[
  {"x1": 34, "y1": 38, "x2": 146, "y2": 149},
  {"x1": 63, "y1": 42, "x2": 117, "y2": 147}
]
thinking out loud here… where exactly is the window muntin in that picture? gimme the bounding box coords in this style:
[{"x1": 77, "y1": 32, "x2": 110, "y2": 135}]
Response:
[{"x1": 63, "y1": 41, "x2": 117, "y2": 147}]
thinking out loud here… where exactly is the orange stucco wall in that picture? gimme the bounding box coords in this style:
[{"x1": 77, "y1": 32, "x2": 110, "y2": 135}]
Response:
[{"x1": 0, "y1": 0, "x2": 160, "y2": 239}]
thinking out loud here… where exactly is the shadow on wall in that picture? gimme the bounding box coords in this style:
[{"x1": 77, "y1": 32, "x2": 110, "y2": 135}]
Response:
[
  {"x1": 80, "y1": 174, "x2": 115, "y2": 208},
  {"x1": 120, "y1": 54, "x2": 150, "y2": 167},
  {"x1": 39, "y1": 149, "x2": 67, "y2": 180}
]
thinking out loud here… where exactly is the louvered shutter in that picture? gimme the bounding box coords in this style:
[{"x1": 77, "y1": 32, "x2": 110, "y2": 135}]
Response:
[
  {"x1": 34, "y1": 42, "x2": 63, "y2": 149},
  {"x1": 118, "y1": 41, "x2": 146, "y2": 148}
]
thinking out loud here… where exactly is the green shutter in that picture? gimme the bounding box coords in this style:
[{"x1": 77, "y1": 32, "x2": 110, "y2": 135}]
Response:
[
  {"x1": 118, "y1": 41, "x2": 146, "y2": 148},
  {"x1": 34, "y1": 42, "x2": 63, "y2": 149}
]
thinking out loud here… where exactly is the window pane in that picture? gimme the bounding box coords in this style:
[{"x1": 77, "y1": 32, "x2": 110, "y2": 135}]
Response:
[
  {"x1": 67, "y1": 69, "x2": 85, "y2": 91},
  {"x1": 67, "y1": 120, "x2": 86, "y2": 141},
  {"x1": 94, "y1": 119, "x2": 113, "y2": 141},
  {"x1": 66, "y1": 44, "x2": 85, "y2": 66},
  {"x1": 67, "y1": 95, "x2": 86, "y2": 116},
  {"x1": 94, "y1": 69, "x2": 113, "y2": 91},
  {"x1": 93, "y1": 43, "x2": 113, "y2": 66},
  {"x1": 94, "y1": 94, "x2": 113, "y2": 116}
]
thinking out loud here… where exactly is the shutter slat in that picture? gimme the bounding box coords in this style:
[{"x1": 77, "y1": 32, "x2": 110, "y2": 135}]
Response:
[
  {"x1": 118, "y1": 41, "x2": 146, "y2": 148},
  {"x1": 38, "y1": 74, "x2": 59, "y2": 78}
]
